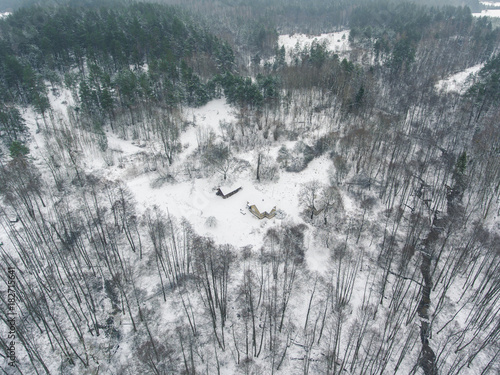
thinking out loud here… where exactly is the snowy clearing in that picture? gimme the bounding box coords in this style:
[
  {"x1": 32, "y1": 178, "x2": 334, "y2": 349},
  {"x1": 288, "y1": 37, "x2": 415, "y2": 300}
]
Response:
[
  {"x1": 435, "y1": 63, "x2": 484, "y2": 93},
  {"x1": 180, "y1": 98, "x2": 237, "y2": 160},
  {"x1": 127, "y1": 154, "x2": 333, "y2": 253},
  {"x1": 278, "y1": 30, "x2": 351, "y2": 64},
  {"x1": 122, "y1": 98, "x2": 335, "y2": 272},
  {"x1": 473, "y1": 9, "x2": 500, "y2": 17},
  {"x1": 479, "y1": 1, "x2": 500, "y2": 6},
  {"x1": 24, "y1": 90, "x2": 339, "y2": 274}
]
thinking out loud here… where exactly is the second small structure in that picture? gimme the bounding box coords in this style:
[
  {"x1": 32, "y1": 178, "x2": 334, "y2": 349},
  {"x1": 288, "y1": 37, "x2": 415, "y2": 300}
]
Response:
[{"x1": 247, "y1": 203, "x2": 277, "y2": 219}]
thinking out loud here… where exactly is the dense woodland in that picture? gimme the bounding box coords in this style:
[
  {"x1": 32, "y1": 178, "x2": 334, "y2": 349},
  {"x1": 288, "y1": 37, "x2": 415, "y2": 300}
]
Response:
[{"x1": 1, "y1": 0, "x2": 500, "y2": 374}]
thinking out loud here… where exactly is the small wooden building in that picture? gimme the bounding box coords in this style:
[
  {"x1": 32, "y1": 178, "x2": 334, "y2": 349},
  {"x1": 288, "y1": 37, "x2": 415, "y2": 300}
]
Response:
[
  {"x1": 247, "y1": 204, "x2": 277, "y2": 219},
  {"x1": 216, "y1": 187, "x2": 242, "y2": 199}
]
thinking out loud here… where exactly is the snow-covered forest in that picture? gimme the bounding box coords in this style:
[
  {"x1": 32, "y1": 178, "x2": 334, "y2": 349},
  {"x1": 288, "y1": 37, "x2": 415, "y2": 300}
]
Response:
[{"x1": 0, "y1": 0, "x2": 499, "y2": 374}]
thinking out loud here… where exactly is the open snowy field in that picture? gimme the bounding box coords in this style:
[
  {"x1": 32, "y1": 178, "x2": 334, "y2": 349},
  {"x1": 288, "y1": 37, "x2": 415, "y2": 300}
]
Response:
[
  {"x1": 473, "y1": 8, "x2": 500, "y2": 17},
  {"x1": 479, "y1": 1, "x2": 500, "y2": 6}
]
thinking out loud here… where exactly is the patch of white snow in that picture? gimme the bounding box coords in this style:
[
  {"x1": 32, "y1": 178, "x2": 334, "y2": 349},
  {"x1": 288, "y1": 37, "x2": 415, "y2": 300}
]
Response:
[
  {"x1": 435, "y1": 63, "x2": 484, "y2": 94},
  {"x1": 473, "y1": 9, "x2": 500, "y2": 17},
  {"x1": 480, "y1": 1, "x2": 500, "y2": 5},
  {"x1": 278, "y1": 30, "x2": 351, "y2": 64}
]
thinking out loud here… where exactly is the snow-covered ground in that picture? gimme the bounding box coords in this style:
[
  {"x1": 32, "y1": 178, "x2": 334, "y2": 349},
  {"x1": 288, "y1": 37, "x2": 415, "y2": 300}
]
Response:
[
  {"x1": 0, "y1": 12, "x2": 11, "y2": 18},
  {"x1": 21, "y1": 88, "x2": 338, "y2": 274},
  {"x1": 123, "y1": 98, "x2": 335, "y2": 273},
  {"x1": 181, "y1": 98, "x2": 236, "y2": 159},
  {"x1": 278, "y1": 30, "x2": 351, "y2": 64},
  {"x1": 7, "y1": 72, "x2": 498, "y2": 373},
  {"x1": 435, "y1": 63, "x2": 484, "y2": 93},
  {"x1": 127, "y1": 154, "x2": 332, "y2": 249},
  {"x1": 473, "y1": 1, "x2": 500, "y2": 17},
  {"x1": 479, "y1": 1, "x2": 500, "y2": 6},
  {"x1": 473, "y1": 8, "x2": 500, "y2": 17}
]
